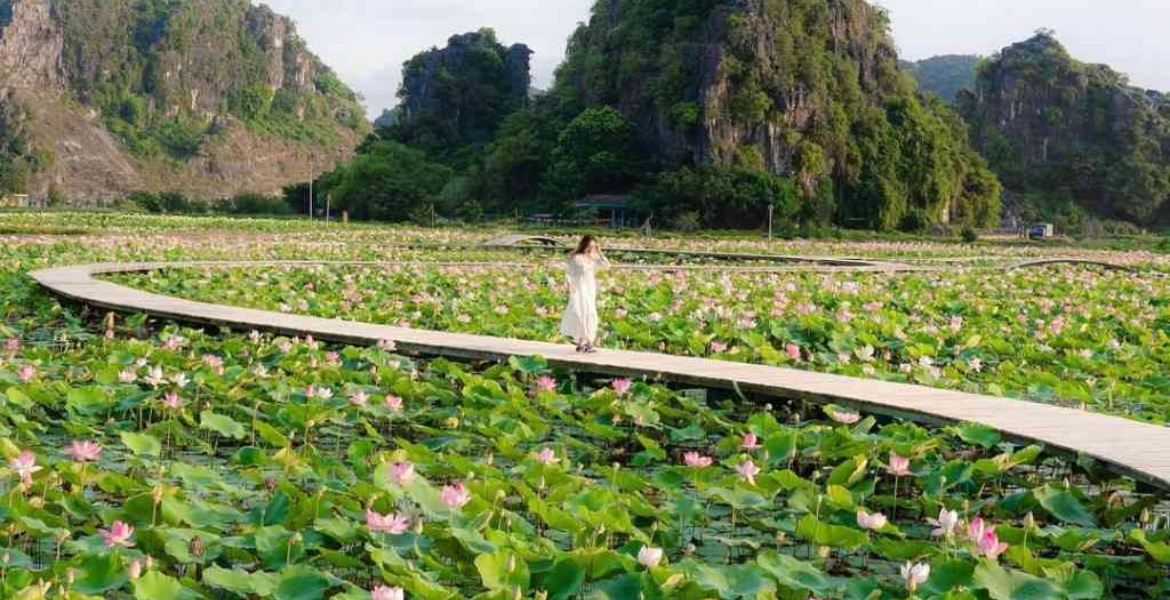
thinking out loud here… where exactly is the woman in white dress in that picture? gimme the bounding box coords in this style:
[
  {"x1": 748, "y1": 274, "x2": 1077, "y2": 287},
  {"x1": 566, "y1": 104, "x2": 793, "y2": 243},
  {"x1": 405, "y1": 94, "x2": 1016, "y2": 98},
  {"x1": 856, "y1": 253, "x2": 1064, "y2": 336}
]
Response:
[{"x1": 560, "y1": 235, "x2": 610, "y2": 353}]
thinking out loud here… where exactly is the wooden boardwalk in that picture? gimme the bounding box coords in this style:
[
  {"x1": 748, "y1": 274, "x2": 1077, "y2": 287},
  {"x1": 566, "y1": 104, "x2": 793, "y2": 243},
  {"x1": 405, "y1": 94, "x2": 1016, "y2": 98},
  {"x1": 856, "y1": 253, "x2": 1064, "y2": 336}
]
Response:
[{"x1": 32, "y1": 261, "x2": 1170, "y2": 489}]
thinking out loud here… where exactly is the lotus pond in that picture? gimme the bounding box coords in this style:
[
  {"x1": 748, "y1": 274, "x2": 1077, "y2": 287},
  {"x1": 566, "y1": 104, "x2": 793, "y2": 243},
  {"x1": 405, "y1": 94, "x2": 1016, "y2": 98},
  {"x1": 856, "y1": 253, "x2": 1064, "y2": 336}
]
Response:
[
  {"x1": 117, "y1": 263, "x2": 1170, "y2": 424},
  {"x1": 2, "y1": 213, "x2": 1170, "y2": 599}
]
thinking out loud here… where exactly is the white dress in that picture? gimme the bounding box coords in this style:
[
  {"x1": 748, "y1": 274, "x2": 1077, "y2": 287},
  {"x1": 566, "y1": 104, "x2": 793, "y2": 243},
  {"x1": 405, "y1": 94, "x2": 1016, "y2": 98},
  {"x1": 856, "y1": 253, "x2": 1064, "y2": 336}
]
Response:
[{"x1": 560, "y1": 253, "x2": 610, "y2": 342}]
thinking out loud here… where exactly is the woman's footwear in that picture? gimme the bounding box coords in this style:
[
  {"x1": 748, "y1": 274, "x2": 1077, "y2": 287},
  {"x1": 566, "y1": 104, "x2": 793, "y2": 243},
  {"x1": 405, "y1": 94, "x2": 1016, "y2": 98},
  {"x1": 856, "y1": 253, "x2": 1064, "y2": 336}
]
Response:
[
  {"x1": 582, "y1": 343, "x2": 598, "y2": 354},
  {"x1": 575, "y1": 342, "x2": 586, "y2": 353}
]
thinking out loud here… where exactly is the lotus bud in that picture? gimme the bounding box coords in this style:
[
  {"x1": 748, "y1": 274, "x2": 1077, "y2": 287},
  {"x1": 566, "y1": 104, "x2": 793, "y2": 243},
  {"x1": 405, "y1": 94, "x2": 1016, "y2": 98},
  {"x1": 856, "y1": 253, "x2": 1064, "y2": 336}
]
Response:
[
  {"x1": 128, "y1": 559, "x2": 143, "y2": 580},
  {"x1": 1140, "y1": 508, "x2": 1152, "y2": 526},
  {"x1": 817, "y1": 546, "x2": 830, "y2": 558},
  {"x1": 538, "y1": 477, "x2": 546, "y2": 492},
  {"x1": 513, "y1": 586, "x2": 522, "y2": 600},
  {"x1": 56, "y1": 530, "x2": 70, "y2": 544},
  {"x1": 414, "y1": 519, "x2": 425, "y2": 535},
  {"x1": 67, "y1": 569, "x2": 75, "y2": 586},
  {"x1": 775, "y1": 532, "x2": 787, "y2": 545},
  {"x1": 495, "y1": 489, "x2": 507, "y2": 501},
  {"x1": 2, "y1": 552, "x2": 10, "y2": 565},
  {"x1": 264, "y1": 477, "x2": 277, "y2": 492},
  {"x1": 1063, "y1": 478, "x2": 1070, "y2": 489},
  {"x1": 29, "y1": 496, "x2": 44, "y2": 509},
  {"x1": 152, "y1": 486, "x2": 164, "y2": 505},
  {"x1": 535, "y1": 592, "x2": 548, "y2": 600},
  {"x1": 145, "y1": 556, "x2": 154, "y2": 570},
  {"x1": 190, "y1": 536, "x2": 204, "y2": 558},
  {"x1": 486, "y1": 451, "x2": 494, "y2": 466},
  {"x1": 1023, "y1": 512, "x2": 1035, "y2": 529},
  {"x1": 684, "y1": 543, "x2": 696, "y2": 556},
  {"x1": 507, "y1": 554, "x2": 516, "y2": 573},
  {"x1": 290, "y1": 533, "x2": 302, "y2": 546}
]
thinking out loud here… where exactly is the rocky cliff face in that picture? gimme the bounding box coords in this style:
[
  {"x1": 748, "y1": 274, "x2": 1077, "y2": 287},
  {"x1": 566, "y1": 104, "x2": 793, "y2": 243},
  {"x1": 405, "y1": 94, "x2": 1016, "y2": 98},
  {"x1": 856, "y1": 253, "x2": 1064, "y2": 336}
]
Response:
[
  {"x1": 0, "y1": 0, "x2": 367, "y2": 202},
  {"x1": 393, "y1": 29, "x2": 531, "y2": 158},
  {"x1": 959, "y1": 33, "x2": 1170, "y2": 223},
  {"x1": 555, "y1": 0, "x2": 1000, "y2": 229}
]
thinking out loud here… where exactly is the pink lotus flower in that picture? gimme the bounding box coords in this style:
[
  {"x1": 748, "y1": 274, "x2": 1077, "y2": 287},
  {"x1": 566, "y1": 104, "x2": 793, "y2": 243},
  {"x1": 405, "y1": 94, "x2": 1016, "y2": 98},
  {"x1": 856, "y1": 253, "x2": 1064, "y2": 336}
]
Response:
[
  {"x1": 377, "y1": 339, "x2": 397, "y2": 351},
  {"x1": 637, "y1": 545, "x2": 663, "y2": 568},
  {"x1": 683, "y1": 452, "x2": 713, "y2": 468},
  {"x1": 384, "y1": 395, "x2": 404, "y2": 412},
  {"x1": 735, "y1": 459, "x2": 760, "y2": 485},
  {"x1": 533, "y1": 376, "x2": 557, "y2": 394},
  {"x1": 387, "y1": 462, "x2": 414, "y2": 485},
  {"x1": 118, "y1": 369, "x2": 137, "y2": 384},
  {"x1": 162, "y1": 391, "x2": 183, "y2": 410},
  {"x1": 856, "y1": 510, "x2": 888, "y2": 531},
  {"x1": 711, "y1": 341, "x2": 728, "y2": 353},
  {"x1": 536, "y1": 448, "x2": 560, "y2": 465},
  {"x1": 785, "y1": 343, "x2": 801, "y2": 362},
  {"x1": 441, "y1": 482, "x2": 471, "y2": 509},
  {"x1": 741, "y1": 432, "x2": 761, "y2": 451},
  {"x1": 978, "y1": 529, "x2": 1009, "y2": 561},
  {"x1": 612, "y1": 378, "x2": 632, "y2": 396},
  {"x1": 100, "y1": 520, "x2": 135, "y2": 548},
  {"x1": 887, "y1": 452, "x2": 911, "y2": 477},
  {"x1": 830, "y1": 410, "x2": 861, "y2": 425},
  {"x1": 4, "y1": 338, "x2": 19, "y2": 352},
  {"x1": 366, "y1": 510, "x2": 410, "y2": 535},
  {"x1": 372, "y1": 585, "x2": 405, "y2": 600},
  {"x1": 67, "y1": 440, "x2": 103, "y2": 463},
  {"x1": 927, "y1": 508, "x2": 959, "y2": 538},
  {"x1": 17, "y1": 365, "x2": 35, "y2": 382},
  {"x1": 349, "y1": 390, "x2": 370, "y2": 408},
  {"x1": 10, "y1": 451, "x2": 41, "y2": 485},
  {"x1": 967, "y1": 517, "x2": 989, "y2": 542}
]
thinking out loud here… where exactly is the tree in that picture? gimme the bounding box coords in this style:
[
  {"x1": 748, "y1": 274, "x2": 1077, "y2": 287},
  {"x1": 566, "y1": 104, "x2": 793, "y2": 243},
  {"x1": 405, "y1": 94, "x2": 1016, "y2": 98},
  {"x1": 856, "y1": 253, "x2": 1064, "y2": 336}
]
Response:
[
  {"x1": 325, "y1": 141, "x2": 452, "y2": 222},
  {"x1": 543, "y1": 107, "x2": 639, "y2": 209},
  {"x1": 635, "y1": 165, "x2": 801, "y2": 231}
]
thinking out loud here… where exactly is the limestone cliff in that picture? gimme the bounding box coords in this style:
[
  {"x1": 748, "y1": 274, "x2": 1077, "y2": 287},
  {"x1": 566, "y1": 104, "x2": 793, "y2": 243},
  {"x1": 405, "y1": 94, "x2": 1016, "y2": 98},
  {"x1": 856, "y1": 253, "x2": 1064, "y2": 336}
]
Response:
[
  {"x1": 959, "y1": 33, "x2": 1170, "y2": 223},
  {"x1": 554, "y1": 0, "x2": 1000, "y2": 230},
  {"x1": 0, "y1": 0, "x2": 368, "y2": 202}
]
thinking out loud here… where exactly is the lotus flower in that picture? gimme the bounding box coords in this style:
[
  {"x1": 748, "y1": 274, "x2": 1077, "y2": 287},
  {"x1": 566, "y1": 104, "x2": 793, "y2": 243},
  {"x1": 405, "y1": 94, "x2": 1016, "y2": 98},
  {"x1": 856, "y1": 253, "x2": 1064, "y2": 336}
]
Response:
[
  {"x1": 385, "y1": 395, "x2": 404, "y2": 412},
  {"x1": 741, "y1": 432, "x2": 761, "y2": 451},
  {"x1": 887, "y1": 452, "x2": 911, "y2": 477},
  {"x1": 349, "y1": 390, "x2": 370, "y2": 407},
  {"x1": 967, "y1": 517, "x2": 989, "y2": 542},
  {"x1": 683, "y1": 452, "x2": 713, "y2": 468},
  {"x1": 366, "y1": 510, "x2": 410, "y2": 535},
  {"x1": 536, "y1": 448, "x2": 560, "y2": 465},
  {"x1": 533, "y1": 376, "x2": 557, "y2": 394},
  {"x1": 162, "y1": 391, "x2": 183, "y2": 410},
  {"x1": 927, "y1": 508, "x2": 959, "y2": 538},
  {"x1": 100, "y1": 520, "x2": 135, "y2": 548},
  {"x1": 118, "y1": 369, "x2": 137, "y2": 384},
  {"x1": 67, "y1": 440, "x2": 102, "y2": 463},
  {"x1": 144, "y1": 367, "x2": 165, "y2": 387},
  {"x1": 387, "y1": 462, "x2": 414, "y2": 485},
  {"x1": 900, "y1": 561, "x2": 930, "y2": 593},
  {"x1": 856, "y1": 510, "x2": 888, "y2": 531},
  {"x1": 372, "y1": 585, "x2": 405, "y2": 600},
  {"x1": 735, "y1": 459, "x2": 760, "y2": 485},
  {"x1": 978, "y1": 529, "x2": 1009, "y2": 561},
  {"x1": 9, "y1": 451, "x2": 41, "y2": 485},
  {"x1": 830, "y1": 410, "x2": 861, "y2": 425},
  {"x1": 128, "y1": 558, "x2": 144, "y2": 580},
  {"x1": 637, "y1": 545, "x2": 663, "y2": 568},
  {"x1": 785, "y1": 343, "x2": 801, "y2": 362},
  {"x1": 612, "y1": 378, "x2": 632, "y2": 396},
  {"x1": 441, "y1": 482, "x2": 470, "y2": 509},
  {"x1": 4, "y1": 338, "x2": 19, "y2": 352},
  {"x1": 17, "y1": 365, "x2": 35, "y2": 382}
]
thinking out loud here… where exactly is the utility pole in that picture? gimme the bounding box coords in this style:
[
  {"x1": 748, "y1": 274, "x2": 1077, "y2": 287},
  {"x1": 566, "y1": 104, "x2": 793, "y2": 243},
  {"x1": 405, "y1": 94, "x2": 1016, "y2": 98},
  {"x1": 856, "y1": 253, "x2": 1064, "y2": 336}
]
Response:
[
  {"x1": 307, "y1": 153, "x2": 314, "y2": 222},
  {"x1": 767, "y1": 204, "x2": 774, "y2": 240}
]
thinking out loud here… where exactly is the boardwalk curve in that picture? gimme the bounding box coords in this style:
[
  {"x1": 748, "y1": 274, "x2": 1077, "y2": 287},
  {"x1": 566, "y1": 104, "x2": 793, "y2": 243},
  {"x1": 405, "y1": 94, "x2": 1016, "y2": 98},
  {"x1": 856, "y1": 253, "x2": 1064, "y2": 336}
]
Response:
[{"x1": 32, "y1": 261, "x2": 1170, "y2": 490}]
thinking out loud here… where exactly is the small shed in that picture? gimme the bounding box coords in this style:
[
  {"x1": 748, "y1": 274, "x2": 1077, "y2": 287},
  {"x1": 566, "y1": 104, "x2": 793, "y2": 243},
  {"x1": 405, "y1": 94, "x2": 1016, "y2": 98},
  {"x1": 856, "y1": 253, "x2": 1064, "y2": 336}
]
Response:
[
  {"x1": 575, "y1": 194, "x2": 639, "y2": 228},
  {"x1": 0, "y1": 194, "x2": 30, "y2": 208},
  {"x1": 1028, "y1": 223, "x2": 1055, "y2": 240}
]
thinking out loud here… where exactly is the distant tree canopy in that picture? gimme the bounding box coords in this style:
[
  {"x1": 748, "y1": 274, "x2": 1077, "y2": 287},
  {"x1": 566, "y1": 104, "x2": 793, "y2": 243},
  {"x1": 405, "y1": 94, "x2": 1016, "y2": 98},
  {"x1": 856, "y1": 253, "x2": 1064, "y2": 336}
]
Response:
[
  {"x1": 902, "y1": 55, "x2": 982, "y2": 105},
  {"x1": 323, "y1": 141, "x2": 452, "y2": 222}
]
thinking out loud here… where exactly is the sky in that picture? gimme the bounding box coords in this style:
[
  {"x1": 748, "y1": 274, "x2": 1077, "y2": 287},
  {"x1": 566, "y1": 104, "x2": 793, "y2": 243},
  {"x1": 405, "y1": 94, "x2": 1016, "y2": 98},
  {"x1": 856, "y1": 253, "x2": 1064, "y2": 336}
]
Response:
[{"x1": 260, "y1": 0, "x2": 1170, "y2": 117}]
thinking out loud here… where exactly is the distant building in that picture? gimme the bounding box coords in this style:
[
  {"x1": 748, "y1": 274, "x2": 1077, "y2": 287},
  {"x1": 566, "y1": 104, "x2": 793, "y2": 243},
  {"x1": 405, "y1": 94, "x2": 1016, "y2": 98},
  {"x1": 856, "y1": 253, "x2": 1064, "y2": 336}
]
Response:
[
  {"x1": 0, "y1": 194, "x2": 30, "y2": 208},
  {"x1": 1029, "y1": 223, "x2": 1055, "y2": 240},
  {"x1": 575, "y1": 194, "x2": 639, "y2": 228}
]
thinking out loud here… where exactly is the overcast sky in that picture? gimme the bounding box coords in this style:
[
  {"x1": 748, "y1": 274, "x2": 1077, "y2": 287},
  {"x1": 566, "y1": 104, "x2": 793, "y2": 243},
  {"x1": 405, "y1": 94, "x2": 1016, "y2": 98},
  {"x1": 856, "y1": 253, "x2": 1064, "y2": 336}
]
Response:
[{"x1": 260, "y1": 0, "x2": 1170, "y2": 117}]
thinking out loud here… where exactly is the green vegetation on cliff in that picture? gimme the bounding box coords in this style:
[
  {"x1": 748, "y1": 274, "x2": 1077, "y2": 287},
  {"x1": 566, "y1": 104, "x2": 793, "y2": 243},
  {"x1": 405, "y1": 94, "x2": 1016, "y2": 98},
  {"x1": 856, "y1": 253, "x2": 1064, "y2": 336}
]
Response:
[
  {"x1": 960, "y1": 32, "x2": 1170, "y2": 228},
  {"x1": 51, "y1": 0, "x2": 367, "y2": 161}
]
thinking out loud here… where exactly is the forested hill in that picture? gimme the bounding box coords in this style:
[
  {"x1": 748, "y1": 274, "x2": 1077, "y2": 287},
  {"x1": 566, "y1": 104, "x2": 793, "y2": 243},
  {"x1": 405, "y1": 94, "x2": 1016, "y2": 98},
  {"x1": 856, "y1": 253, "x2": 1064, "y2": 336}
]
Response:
[
  {"x1": 0, "y1": 0, "x2": 367, "y2": 202},
  {"x1": 337, "y1": 0, "x2": 1001, "y2": 232},
  {"x1": 902, "y1": 55, "x2": 980, "y2": 104},
  {"x1": 959, "y1": 32, "x2": 1170, "y2": 227}
]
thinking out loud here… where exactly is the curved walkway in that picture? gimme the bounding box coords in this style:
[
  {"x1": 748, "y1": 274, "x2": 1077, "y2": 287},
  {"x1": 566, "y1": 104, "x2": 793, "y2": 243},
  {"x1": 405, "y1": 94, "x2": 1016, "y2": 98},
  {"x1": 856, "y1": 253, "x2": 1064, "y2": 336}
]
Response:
[{"x1": 32, "y1": 261, "x2": 1170, "y2": 490}]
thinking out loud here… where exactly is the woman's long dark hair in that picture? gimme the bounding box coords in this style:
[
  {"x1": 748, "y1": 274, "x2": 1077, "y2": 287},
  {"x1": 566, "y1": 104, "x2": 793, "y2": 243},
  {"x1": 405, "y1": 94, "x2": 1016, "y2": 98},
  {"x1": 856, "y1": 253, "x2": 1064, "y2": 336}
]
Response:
[{"x1": 572, "y1": 235, "x2": 597, "y2": 256}]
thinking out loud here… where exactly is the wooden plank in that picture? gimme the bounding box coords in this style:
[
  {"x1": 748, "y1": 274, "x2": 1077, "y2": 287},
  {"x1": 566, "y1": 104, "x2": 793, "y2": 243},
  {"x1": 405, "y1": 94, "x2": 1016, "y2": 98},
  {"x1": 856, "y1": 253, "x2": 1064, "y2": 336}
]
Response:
[{"x1": 30, "y1": 261, "x2": 1170, "y2": 490}]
